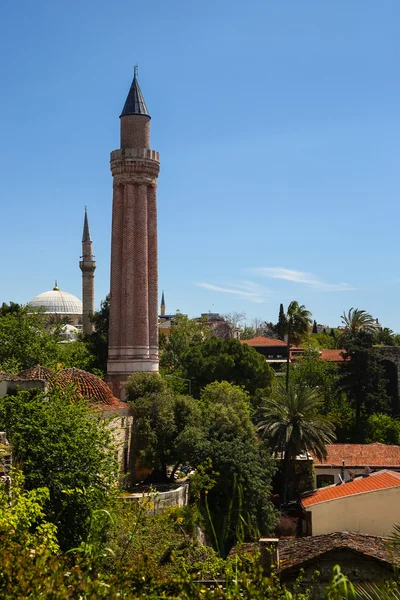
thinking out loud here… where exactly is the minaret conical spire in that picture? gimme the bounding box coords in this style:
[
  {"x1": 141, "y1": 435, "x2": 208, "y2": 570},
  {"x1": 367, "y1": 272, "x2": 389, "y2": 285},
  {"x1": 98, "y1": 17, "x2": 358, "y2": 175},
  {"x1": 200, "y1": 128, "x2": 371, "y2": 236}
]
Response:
[
  {"x1": 160, "y1": 290, "x2": 166, "y2": 316},
  {"x1": 120, "y1": 66, "x2": 150, "y2": 118},
  {"x1": 82, "y1": 206, "x2": 91, "y2": 242}
]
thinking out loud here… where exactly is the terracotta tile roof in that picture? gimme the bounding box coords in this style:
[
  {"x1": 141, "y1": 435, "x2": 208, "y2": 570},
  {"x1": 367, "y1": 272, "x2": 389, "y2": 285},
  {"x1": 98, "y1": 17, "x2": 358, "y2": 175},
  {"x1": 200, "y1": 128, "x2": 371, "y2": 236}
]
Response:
[
  {"x1": 18, "y1": 365, "x2": 55, "y2": 382},
  {"x1": 313, "y1": 443, "x2": 400, "y2": 468},
  {"x1": 279, "y1": 532, "x2": 400, "y2": 570},
  {"x1": 320, "y1": 349, "x2": 347, "y2": 362},
  {"x1": 55, "y1": 368, "x2": 123, "y2": 408},
  {"x1": 240, "y1": 336, "x2": 287, "y2": 347},
  {"x1": 302, "y1": 470, "x2": 400, "y2": 507}
]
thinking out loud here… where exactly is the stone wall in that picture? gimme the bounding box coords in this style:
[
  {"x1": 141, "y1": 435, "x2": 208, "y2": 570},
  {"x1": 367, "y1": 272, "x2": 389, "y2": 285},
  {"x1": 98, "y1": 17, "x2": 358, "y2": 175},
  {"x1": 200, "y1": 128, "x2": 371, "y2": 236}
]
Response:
[{"x1": 123, "y1": 483, "x2": 189, "y2": 514}]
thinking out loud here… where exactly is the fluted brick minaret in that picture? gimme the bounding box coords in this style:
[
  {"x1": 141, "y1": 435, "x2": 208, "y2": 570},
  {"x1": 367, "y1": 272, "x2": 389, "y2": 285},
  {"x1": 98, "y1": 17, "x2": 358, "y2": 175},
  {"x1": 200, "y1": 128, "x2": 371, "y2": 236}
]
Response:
[
  {"x1": 107, "y1": 68, "x2": 160, "y2": 399},
  {"x1": 79, "y1": 207, "x2": 96, "y2": 335}
]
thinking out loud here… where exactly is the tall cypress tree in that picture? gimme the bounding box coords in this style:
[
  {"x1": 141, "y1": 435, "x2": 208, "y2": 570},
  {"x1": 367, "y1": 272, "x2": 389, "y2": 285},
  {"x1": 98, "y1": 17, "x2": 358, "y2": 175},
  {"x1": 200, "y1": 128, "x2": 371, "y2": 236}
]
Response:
[
  {"x1": 277, "y1": 303, "x2": 286, "y2": 340},
  {"x1": 312, "y1": 320, "x2": 318, "y2": 334}
]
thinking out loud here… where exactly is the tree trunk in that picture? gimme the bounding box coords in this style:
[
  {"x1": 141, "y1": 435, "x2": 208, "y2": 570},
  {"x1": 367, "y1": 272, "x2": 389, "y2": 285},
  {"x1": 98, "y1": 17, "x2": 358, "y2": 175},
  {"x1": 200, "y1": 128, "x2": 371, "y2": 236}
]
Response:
[{"x1": 286, "y1": 334, "x2": 291, "y2": 391}]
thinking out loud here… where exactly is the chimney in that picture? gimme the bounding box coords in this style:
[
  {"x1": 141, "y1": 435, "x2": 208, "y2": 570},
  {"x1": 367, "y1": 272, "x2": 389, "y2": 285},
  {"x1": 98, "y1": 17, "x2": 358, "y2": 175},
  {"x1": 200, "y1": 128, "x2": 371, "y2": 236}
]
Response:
[{"x1": 259, "y1": 538, "x2": 279, "y2": 575}]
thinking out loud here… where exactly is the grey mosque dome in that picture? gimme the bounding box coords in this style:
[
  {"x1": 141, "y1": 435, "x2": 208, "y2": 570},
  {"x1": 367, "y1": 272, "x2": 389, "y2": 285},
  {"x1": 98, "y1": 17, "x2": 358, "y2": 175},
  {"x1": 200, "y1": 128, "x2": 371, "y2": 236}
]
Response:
[{"x1": 29, "y1": 283, "x2": 83, "y2": 325}]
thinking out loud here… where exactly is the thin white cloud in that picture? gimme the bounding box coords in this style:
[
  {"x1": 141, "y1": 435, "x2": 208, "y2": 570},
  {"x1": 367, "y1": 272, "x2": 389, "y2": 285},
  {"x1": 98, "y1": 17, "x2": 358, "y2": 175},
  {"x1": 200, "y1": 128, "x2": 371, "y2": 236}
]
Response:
[
  {"x1": 194, "y1": 280, "x2": 271, "y2": 303},
  {"x1": 250, "y1": 267, "x2": 356, "y2": 292}
]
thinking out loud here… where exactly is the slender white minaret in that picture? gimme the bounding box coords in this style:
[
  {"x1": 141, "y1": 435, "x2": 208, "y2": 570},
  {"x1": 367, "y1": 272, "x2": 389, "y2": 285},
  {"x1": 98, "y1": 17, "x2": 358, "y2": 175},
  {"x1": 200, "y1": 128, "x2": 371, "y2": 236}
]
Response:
[{"x1": 79, "y1": 207, "x2": 96, "y2": 335}]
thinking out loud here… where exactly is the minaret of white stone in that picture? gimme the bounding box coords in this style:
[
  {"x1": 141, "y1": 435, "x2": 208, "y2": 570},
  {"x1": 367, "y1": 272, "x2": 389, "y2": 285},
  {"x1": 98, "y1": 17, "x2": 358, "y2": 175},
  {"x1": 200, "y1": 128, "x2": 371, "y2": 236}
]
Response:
[{"x1": 79, "y1": 207, "x2": 96, "y2": 335}]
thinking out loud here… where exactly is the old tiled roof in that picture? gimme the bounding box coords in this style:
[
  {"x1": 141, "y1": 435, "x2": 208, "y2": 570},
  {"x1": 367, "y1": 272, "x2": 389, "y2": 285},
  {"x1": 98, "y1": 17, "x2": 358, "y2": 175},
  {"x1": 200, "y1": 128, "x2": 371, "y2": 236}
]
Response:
[
  {"x1": 279, "y1": 532, "x2": 400, "y2": 570},
  {"x1": 302, "y1": 470, "x2": 400, "y2": 507},
  {"x1": 240, "y1": 336, "x2": 288, "y2": 347},
  {"x1": 313, "y1": 443, "x2": 400, "y2": 468},
  {"x1": 320, "y1": 349, "x2": 346, "y2": 362},
  {"x1": 18, "y1": 365, "x2": 55, "y2": 382},
  {"x1": 229, "y1": 532, "x2": 400, "y2": 570},
  {"x1": 55, "y1": 368, "x2": 123, "y2": 408}
]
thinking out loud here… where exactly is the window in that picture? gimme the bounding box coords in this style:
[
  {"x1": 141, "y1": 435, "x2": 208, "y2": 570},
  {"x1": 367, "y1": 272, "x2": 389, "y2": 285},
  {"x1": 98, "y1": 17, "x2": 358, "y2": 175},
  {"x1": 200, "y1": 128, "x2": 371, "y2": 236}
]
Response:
[{"x1": 316, "y1": 474, "x2": 335, "y2": 488}]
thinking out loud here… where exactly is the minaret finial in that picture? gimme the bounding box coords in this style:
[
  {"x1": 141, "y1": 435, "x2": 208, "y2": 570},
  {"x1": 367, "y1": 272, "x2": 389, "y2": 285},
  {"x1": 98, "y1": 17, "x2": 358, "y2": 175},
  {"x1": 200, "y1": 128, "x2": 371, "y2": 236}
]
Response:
[
  {"x1": 134, "y1": 64, "x2": 138, "y2": 78},
  {"x1": 53, "y1": 279, "x2": 59, "y2": 291}
]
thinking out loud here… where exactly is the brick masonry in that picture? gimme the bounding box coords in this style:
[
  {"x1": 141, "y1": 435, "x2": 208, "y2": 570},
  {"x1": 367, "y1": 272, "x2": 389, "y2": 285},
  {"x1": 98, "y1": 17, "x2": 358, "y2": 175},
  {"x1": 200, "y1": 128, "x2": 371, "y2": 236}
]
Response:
[{"x1": 107, "y1": 105, "x2": 160, "y2": 400}]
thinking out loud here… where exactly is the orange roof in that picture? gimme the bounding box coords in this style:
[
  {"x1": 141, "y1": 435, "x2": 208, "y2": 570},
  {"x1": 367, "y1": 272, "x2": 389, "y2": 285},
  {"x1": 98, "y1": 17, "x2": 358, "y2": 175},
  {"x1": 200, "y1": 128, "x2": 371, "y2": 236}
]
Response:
[
  {"x1": 302, "y1": 470, "x2": 400, "y2": 507},
  {"x1": 313, "y1": 442, "x2": 400, "y2": 468},
  {"x1": 320, "y1": 349, "x2": 346, "y2": 362},
  {"x1": 240, "y1": 336, "x2": 289, "y2": 348}
]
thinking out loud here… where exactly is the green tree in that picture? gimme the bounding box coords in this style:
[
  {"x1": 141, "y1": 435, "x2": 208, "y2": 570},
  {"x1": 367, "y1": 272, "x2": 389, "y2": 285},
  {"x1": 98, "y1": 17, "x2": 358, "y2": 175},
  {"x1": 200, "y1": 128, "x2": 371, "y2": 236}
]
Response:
[
  {"x1": 196, "y1": 381, "x2": 277, "y2": 556},
  {"x1": 312, "y1": 320, "x2": 318, "y2": 334},
  {"x1": 84, "y1": 295, "x2": 110, "y2": 375},
  {"x1": 258, "y1": 382, "x2": 336, "y2": 503},
  {"x1": 302, "y1": 332, "x2": 336, "y2": 350},
  {"x1": 0, "y1": 306, "x2": 60, "y2": 373},
  {"x1": 341, "y1": 330, "x2": 391, "y2": 436},
  {"x1": 376, "y1": 328, "x2": 395, "y2": 346},
  {"x1": 160, "y1": 312, "x2": 211, "y2": 372},
  {"x1": 291, "y1": 349, "x2": 352, "y2": 441},
  {"x1": 366, "y1": 413, "x2": 400, "y2": 445},
  {"x1": 0, "y1": 470, "x2": 59, "y2": 555},
  {"x1": 284, "y1": 301, "x2": 312, "y2": 390},
  {"x1": 56, "y1": 340, "x2": 94, "y2": 371},
  {"x1": 126, "y1": 374, "x2": 203, "y2": 483},
  {"x1": 277, "y1": 303, "x2": 286, "y2": 340},
  {"x1": 341, "y1": 307, "x2": 375, "y2": 332},
  {"x1": 240, "y1": 325, "x2": 255, "y2": 340},
  {"x1": 0, "y1": 385, "x2": 118, "y2": 550},
  {"x1": 180, "y1": 336, "x2": 273, "y2": 400}
]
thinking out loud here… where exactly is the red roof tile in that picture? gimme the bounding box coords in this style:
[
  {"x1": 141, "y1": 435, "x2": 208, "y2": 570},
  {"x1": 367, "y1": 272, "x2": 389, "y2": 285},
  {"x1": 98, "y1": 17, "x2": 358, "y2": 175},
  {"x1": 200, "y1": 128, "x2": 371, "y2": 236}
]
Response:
[
  {"x1": 55, "y1": 368, "x2": 123, "y2": 408},
  {"x1": 320, "y1": 349, "x2": 347, "y2": 362},
  {"x1": 302, "y1": 470, "x2": 400, "y2": 507},
  {"x1": 313, "y1": 442, "x2": 400, "y2": 468},
  {"x1": 240, "y1": 336, "x2": 287, "y2": 347}
]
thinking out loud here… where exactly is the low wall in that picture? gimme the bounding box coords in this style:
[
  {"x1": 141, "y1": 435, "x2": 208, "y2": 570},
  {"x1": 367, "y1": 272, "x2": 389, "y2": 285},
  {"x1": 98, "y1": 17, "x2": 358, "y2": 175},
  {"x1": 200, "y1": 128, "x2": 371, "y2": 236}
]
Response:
[{"x1": 122, "y1": 483, "x2": 189, "y2": 513}]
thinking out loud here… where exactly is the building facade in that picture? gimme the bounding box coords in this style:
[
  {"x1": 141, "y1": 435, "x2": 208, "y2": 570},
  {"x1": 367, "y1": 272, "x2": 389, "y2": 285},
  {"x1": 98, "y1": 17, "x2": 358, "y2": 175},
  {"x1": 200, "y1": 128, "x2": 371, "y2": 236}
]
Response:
[{"x1": 107, "y1": 70, "x2": 160, "y2": 399}]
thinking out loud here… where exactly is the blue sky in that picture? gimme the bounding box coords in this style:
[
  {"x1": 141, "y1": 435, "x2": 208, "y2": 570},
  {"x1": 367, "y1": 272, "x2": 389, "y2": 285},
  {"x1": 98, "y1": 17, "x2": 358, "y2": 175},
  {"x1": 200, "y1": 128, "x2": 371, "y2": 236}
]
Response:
[{"x1": 1, "y1": 1, "x2": 400, "y2": 329}]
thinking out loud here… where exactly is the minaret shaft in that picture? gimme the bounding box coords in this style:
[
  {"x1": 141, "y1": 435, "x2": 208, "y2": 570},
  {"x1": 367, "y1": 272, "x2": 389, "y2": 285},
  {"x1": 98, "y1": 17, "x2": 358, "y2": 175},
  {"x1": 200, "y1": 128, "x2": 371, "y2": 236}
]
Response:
[
  {"x1": 107, "y1": 72, "x2": 160, "y2": 400},
  {"x1": 79, "y1": 208, "x2": 96, "y2": 335}
]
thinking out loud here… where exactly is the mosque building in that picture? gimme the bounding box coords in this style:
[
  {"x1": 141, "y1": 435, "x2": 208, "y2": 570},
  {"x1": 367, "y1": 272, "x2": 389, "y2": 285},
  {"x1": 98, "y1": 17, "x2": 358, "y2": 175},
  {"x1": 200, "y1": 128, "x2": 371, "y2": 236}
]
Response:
[{"x1": 28, "y1": 208, "x2": 96, "y2": 336}]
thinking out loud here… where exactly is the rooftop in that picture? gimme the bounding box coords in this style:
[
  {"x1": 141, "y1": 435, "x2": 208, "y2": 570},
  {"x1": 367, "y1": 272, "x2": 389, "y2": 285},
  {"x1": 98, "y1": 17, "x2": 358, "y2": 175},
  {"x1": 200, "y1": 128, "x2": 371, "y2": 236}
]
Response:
[
  {"x1": 279, "y1": 532, "x2": 400, "y2": 570},
  {"x1": 313, "y1": 442, "x2": 400, "y2": 468},
  {"x1": 302, "y1": 470, "x2": 400, "y2": 507},
  {"x1": 320, "y1": 349, "x2": 346, "y2": 362},
  {"x1": 229, "y1": 532, "x2": 400, "y2": 570},
  {"x1": 240, "y1": 336, "x2": 287, "y2": 347}
]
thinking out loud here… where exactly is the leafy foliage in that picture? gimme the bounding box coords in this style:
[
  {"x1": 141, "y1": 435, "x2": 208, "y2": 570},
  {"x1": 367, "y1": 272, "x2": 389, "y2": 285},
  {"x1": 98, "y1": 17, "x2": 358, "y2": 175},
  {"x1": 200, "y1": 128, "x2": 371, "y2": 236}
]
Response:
[
  {"x1": 341, "y1": 307, "x2": 376, "y2": 332},
  {"x1": 195, "y1": 381, "x2": 278, "y2": 555},
  {"x1": 160, "y1": 312, "x2": 211, "y2": 372},
  {"x1": 181, "y1": 336, "x2": 273, "y2": 399},
  {"x1": 0, "y1": 385, "x2": 118, "y2": 550},
  {"x1": 258, "y1": 382, "x2": 336, "y2": 502},
  {"x1": 341, "y1": 330, "x2": 391, "y2": 435},
  {"x1": 0, "y1": 306, "x2": 60, "y2": 372},
  {"x1": 83, "y1": 294, "x2": 110, "y2": 375}
]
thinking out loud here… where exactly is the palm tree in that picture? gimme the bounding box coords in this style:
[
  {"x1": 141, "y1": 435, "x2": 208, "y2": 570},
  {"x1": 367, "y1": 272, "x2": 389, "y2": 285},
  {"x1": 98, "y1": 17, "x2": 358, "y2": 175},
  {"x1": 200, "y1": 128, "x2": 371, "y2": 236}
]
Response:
[
  {"x1": 285, "y1": 301, "x2": 312, "y2": 390},
  {"x1": 341, "y1": 308, "x2": 375, "y2": 332},
  {"x1": 258, "y1": 383, "x2": 336, "y2": 503}
]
